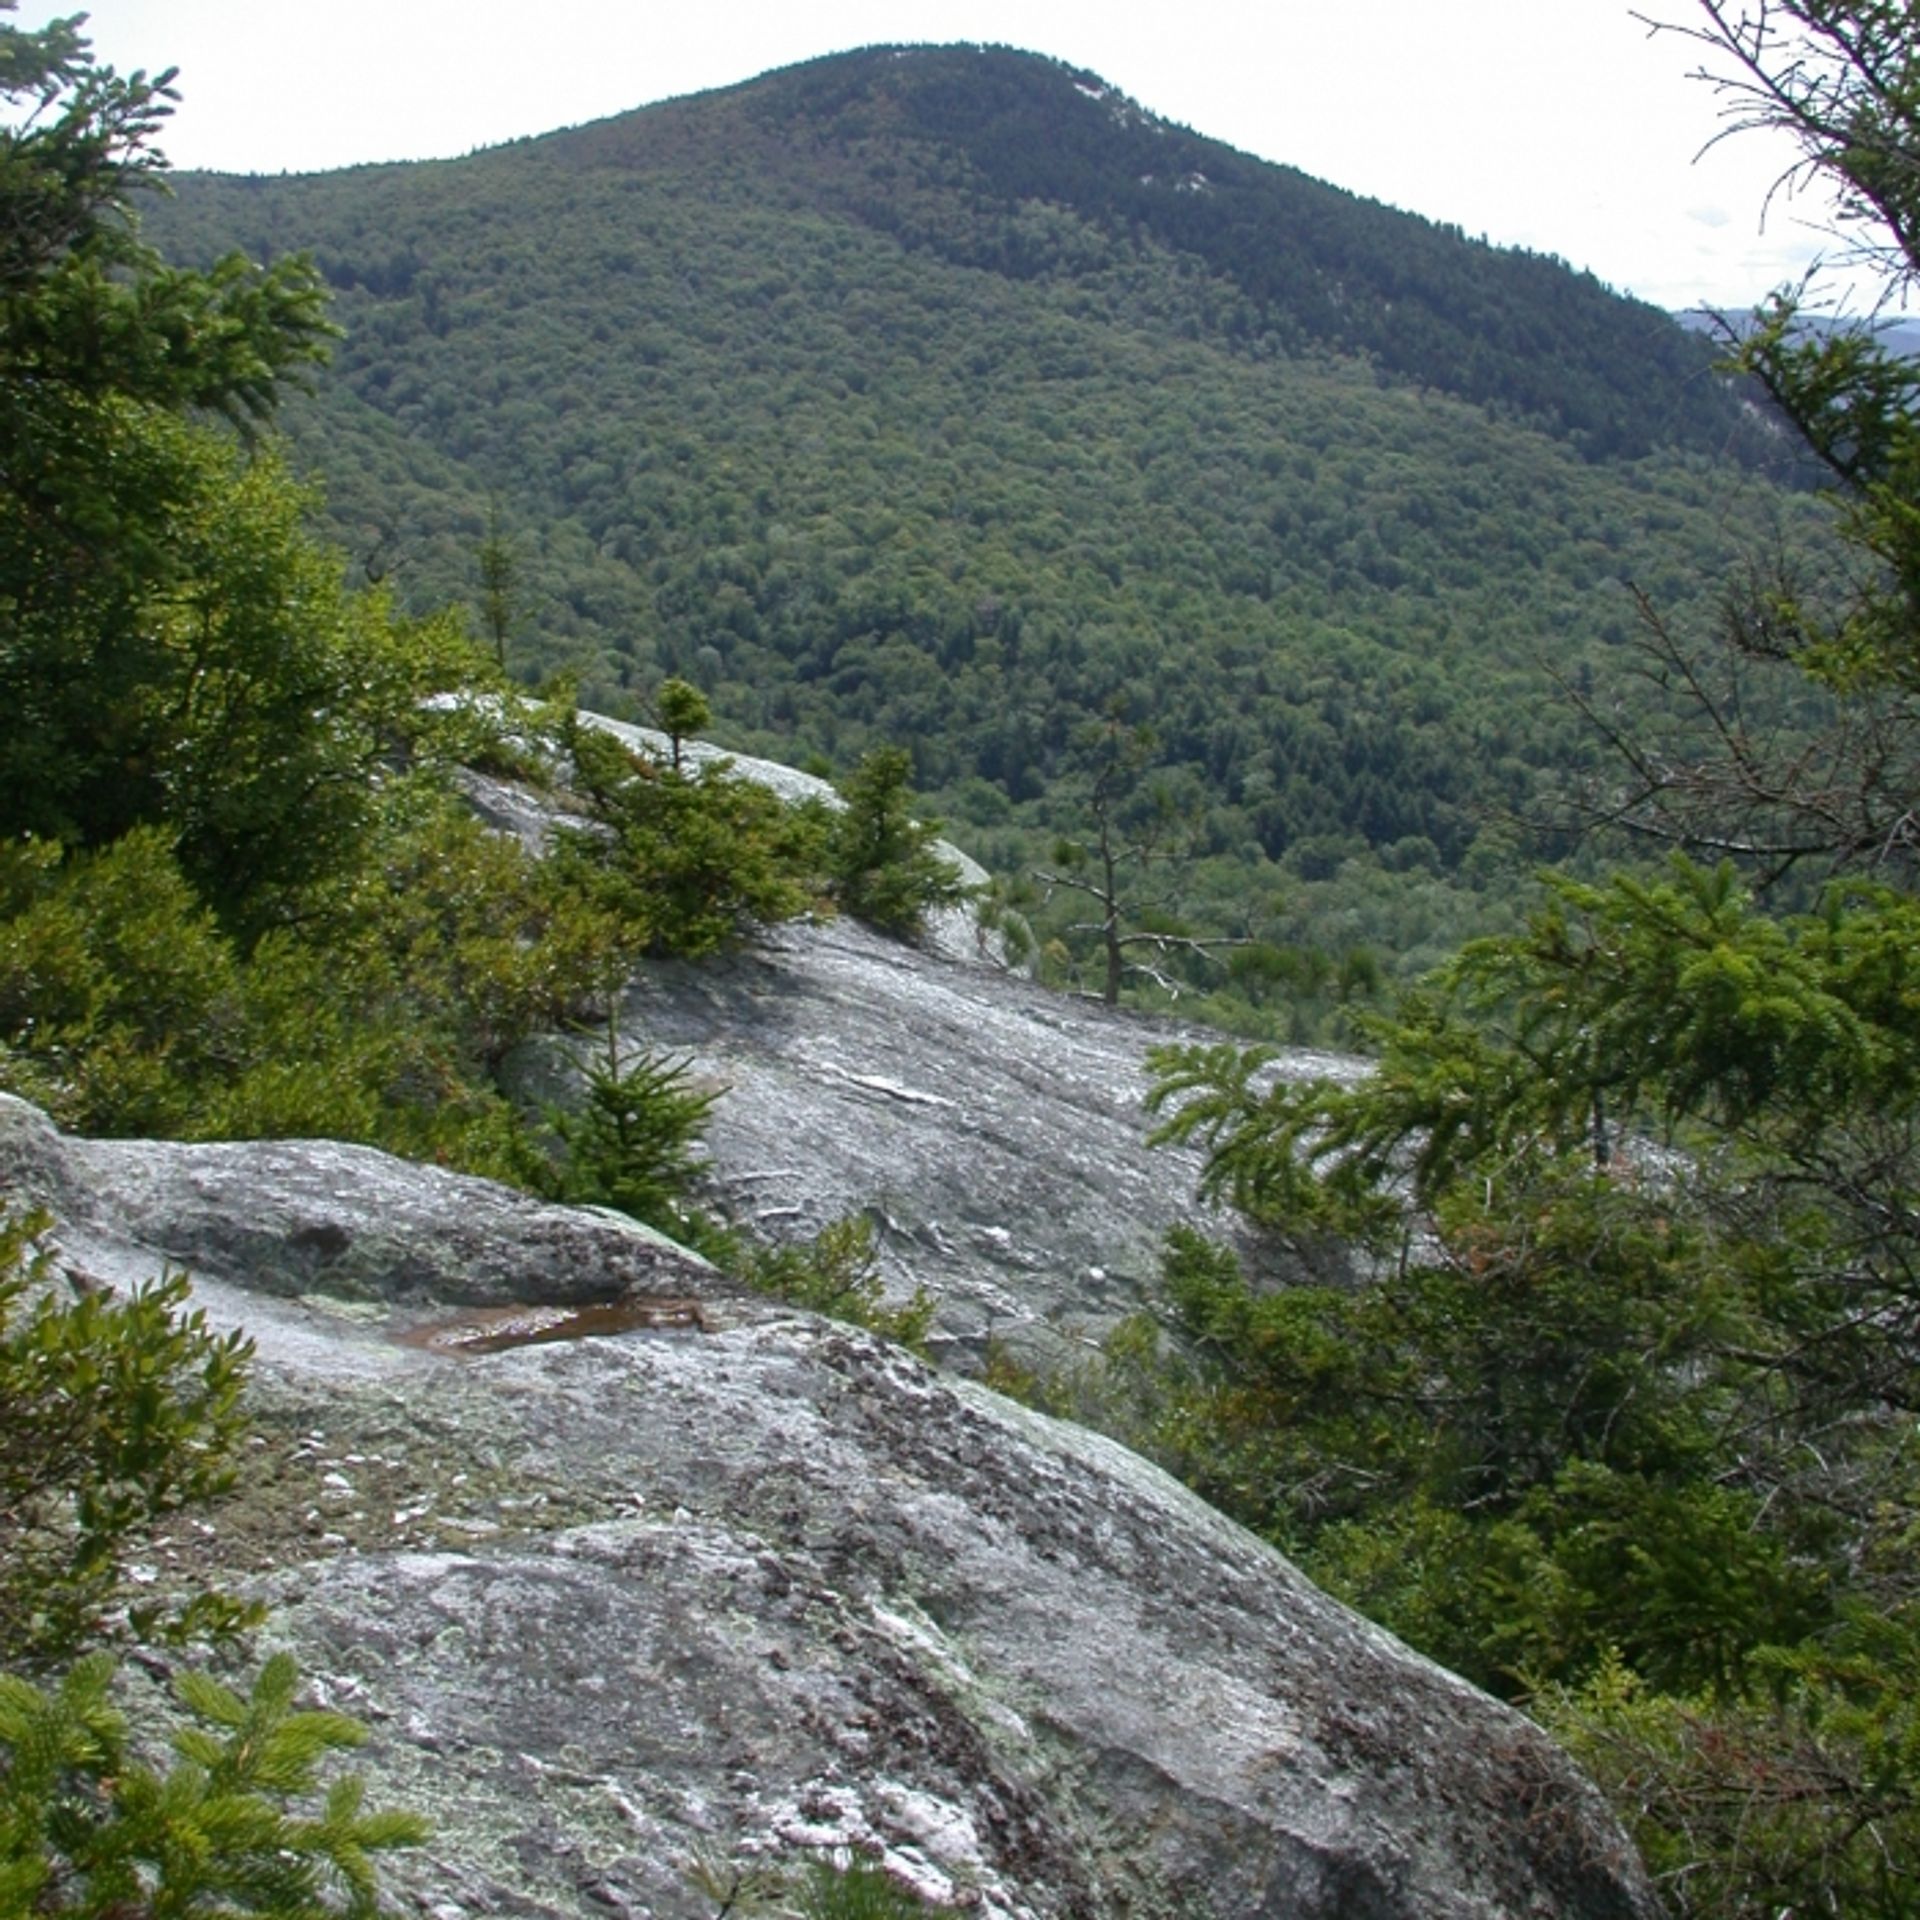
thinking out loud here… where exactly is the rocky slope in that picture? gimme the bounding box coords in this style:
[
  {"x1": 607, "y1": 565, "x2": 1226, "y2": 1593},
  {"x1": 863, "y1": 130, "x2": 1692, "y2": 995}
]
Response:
[
  {"x1": 496, "y1": 713, "x2": 1357, "y2": 1375},
  {"x1": 2, "y1": 1091, "x2": 1659, "y2": 1918}
]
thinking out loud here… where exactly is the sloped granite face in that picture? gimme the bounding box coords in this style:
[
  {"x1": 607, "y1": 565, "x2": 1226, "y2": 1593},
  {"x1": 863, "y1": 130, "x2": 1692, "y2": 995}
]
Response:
[
  {"x1": 477, "y1": 712, "x2": 1361, "y2": 1372},
  {"x1": 2, "y1": 1095, "x2": 1660, "y2": 1920},
  {"x1": 508, "y1": 913, "x2": 1363, "y2": 1373}
]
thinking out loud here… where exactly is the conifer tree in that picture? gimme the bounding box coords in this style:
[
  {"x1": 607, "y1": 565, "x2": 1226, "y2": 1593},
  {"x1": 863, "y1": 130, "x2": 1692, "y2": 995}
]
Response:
[
  {"x1": 827, "y1": 747, "x2": 971, "y2": 939},
  {"x1": 0, "y1": 1651, "x2": 427, "y2": 1918}
]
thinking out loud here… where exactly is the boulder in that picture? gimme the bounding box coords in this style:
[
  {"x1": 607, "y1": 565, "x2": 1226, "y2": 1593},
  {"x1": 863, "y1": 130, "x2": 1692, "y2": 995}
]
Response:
[{"x1": 1, "y1": 1093, "x2": 1660, "y2": 1920}]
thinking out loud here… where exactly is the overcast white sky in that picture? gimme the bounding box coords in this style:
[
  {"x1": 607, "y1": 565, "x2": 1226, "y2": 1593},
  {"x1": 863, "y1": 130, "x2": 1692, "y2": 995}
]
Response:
[{"x1": 57, "y1": 0, "x2": 1880, "y2": 313}]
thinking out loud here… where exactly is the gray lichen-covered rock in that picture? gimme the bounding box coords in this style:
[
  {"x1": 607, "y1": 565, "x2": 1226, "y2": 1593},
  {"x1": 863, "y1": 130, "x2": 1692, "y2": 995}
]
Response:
[
  {"x1": 2, "y1": 1094, "x2": 1659, "y2": 1920},
  {"x1": 476, "y1": 711, "x2": 1354, "y2": 1372},
  {"x1": 509, "y1": 913, "x2": 1361, "y2": 1374}
]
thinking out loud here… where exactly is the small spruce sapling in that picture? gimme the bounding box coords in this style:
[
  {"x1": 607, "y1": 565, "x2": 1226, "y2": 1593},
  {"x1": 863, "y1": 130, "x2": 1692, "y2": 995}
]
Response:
[
  {"x1": 476, "y1": 496, "x2": 519, "y2": 671},
  {"x1": 546, "y1": 1027, "x2": 722, "y2": 1242},
  {"x1": 0, "y1": 1650, "x2": 428, "y2": 1919},
  {"x1": 826, "y1": 748, "x2": 972, "y2": 940},
  {"x1": 656, "y1": 677, "x2": 712, "y2": 775}
]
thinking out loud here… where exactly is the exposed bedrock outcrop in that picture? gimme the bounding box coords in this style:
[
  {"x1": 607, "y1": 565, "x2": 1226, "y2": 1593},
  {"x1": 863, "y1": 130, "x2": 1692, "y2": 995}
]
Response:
[
  {"x1": 510, "y1": 911, "x2": 1361, "y2": 1373},
  {"x1": 483, "y1": 710, "x2": 1354, "y2": 1373},
  {"x1": 2, "y1": 1094, "x2": 1659, "y2": 1919}
]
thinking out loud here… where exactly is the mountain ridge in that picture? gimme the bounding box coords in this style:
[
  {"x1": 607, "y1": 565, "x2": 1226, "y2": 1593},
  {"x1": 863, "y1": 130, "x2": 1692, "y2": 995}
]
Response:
[
  {"x1": 517, "y1": 43, "x2": 1765, "y2": 465},
  {"x1": 141, "y1": 41, "x2": 1819, "y2": 1012}
]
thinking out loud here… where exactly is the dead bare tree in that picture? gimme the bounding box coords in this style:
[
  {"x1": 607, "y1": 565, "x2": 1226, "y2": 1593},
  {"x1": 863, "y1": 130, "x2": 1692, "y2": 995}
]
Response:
[{"x1": 1032, "y1": 716, "x2": 1246, "y2": 1005}]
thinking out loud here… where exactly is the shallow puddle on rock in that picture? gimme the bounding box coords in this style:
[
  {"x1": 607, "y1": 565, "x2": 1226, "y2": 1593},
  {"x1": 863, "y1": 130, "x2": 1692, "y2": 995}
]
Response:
[{"x1": 397, "y1": 1297, "x2": 709, "y2": 1356}]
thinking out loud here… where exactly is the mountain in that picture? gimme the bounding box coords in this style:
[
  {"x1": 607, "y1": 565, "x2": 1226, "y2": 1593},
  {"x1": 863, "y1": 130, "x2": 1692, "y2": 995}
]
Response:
[{"x1": 143, "y1": 45, "x2": 1820, "y2": 1002}]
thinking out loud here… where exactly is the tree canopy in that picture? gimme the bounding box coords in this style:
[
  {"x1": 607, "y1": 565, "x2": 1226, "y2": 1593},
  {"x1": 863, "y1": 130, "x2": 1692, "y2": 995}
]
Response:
[
  {"x1": 133, "y1": 38, "x2": 1836, "y2": 1028},
  {"x1": 0, "y1": 1, "x2": 480, "y2": 931}
]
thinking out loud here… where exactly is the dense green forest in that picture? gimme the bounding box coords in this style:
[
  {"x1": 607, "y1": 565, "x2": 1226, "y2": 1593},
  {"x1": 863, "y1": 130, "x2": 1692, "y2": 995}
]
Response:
[{"x1": 141, "y1": 44, "x2": 1829, "y2": 1024}]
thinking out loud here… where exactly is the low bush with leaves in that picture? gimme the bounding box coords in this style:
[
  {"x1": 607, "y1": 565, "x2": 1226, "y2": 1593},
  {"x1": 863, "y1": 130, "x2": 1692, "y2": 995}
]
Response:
[
  {"x1": 0, "y1": 791, "x2": 623, "y2": 1180},
  {"x1": 734, "y1": 1215, "x2": 936, "y2": 1355},
  {"x1": 0, "y1": 1212, "x2": 254, "y2": 1668}
]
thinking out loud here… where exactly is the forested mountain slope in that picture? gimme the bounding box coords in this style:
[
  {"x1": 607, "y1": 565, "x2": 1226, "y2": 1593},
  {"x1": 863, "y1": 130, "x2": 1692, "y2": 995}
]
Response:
[{"x1": 146, "y1": 44, "x2": 1818, "y2": 1008}]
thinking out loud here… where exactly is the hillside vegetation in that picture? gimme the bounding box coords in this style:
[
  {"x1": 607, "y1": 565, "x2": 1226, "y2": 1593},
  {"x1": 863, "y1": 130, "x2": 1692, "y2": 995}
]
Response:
[
  {"x1": 11, "y1": 8, "x2": 1920, "y2": 1914},
  {"x1": 144, "y1": 45, "x2": 1825, "y2": 1025}
]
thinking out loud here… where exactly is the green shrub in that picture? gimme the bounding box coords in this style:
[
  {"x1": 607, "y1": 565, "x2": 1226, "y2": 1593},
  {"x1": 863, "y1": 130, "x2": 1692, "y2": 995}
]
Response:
[
  {"x1": 545, "y1": 1037, "x2": 723, "y2": 1242},
  {"x1": 794, "y1": 1856, "x2": 947, "y2": 1918},
  {"x1": 0, "y1": 831, "x2": 242, "y2": 1138},
  {"x1": 557, "y1": 720, "x2": 827, "y2": 958},
  {"x1": 737, "y1": 1216, "x2": 935, "y2": 1355},
  {"x1": 1537, "y1": 1632, "x2": 1920, "y2": 1920},
  {"x1": 540, "y1": 1034, "x2": 936, "y2": 1351},
  {"x1": 685, "y1": 1850, "x2": 951, "y2": 1918},
  {"x1": 826, "y1": 748, "x2": 972, "y2": 939},
  {"x1": 0, "y1": 785, "x2": 622, "y2": 1178},
  {"x1": 0, "y1": 1211, "x2": 254, "y2": 1668},
  {"x1": 0, "y1": 1650, "x2": 427, "y2": 1919},
  {"x1": 0, "y1": 1192, "x2": 425, "y2": 1920}
]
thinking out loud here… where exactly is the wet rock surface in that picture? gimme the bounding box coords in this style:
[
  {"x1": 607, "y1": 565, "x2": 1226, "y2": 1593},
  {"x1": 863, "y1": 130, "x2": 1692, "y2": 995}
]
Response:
[{"x1": 3, "y1": 1093, "x2": 1659, "y2": 1919}]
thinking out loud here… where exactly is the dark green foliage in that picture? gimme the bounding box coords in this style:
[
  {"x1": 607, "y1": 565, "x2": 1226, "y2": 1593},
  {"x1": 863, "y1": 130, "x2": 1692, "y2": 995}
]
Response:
[
  {"x1": 0, "y1": 1210, "x2": 254, "y2": 1668},
  {"x1": 0, "y1": 1649, "x2": 427, "y2": 1918},
  {"x1": 654, "y1": 677, "x2": 712, "y2": 773},
  {"x1": 0, "y1": 7, "x2": 384, "y2": 933},
  {"x1": 135, "y1": 46, "x2": 1835, "y2": 1006},
  {"x1": 793, "y1": 1856, "x2": 947, "y2": 1918},
  {"x1": 0, "y1": 1154, "x2": 423, "y2": 1920},
  {"x1": 752, "y1": 47, "x2": 1771, "y2": 464},
  {"x1": 476, "y1": 495, "x2": 518, "y2": 669},
  {"x1": 736, "y1": 1215, "x2": 936, "y2": 1355},
  {"x1": 827, "y1": 748, "x2": 971, "y2": 938},
  {"x1": 0, "y1": 790, "x2": 621, "y2": 1174},
  {"x1": 557, "y1": 719, "x2": 827, "y2": 959},
  {"x1": 1134, "y1": 854, "x2": 1920, "y2": 1911},
  {"x1": 0, "y1": 8, "x2": 626, "y2": 1167},
  {"x1": 0, "y1": 11, "x2": 330, "y2": 421},
  {"x1": 1117, "y1": 8, "x2": 1920, "y2": 1882},
  {"x1": 0, "y1": 400, "x2": 499, "y2": 935},
  {"x1": 546, "y1": 1038, "x2": 722, "y2": 1241},
  {"x1": 1540, "y1": 1635, "x2": 1920, "y2": 1920},
  {"x1": 1140, "y1": 1193, "x2": 1832, "y2": 1698},
  {"x1": 0, "y1": 829, "x2": 242, "y2": 1138}
]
